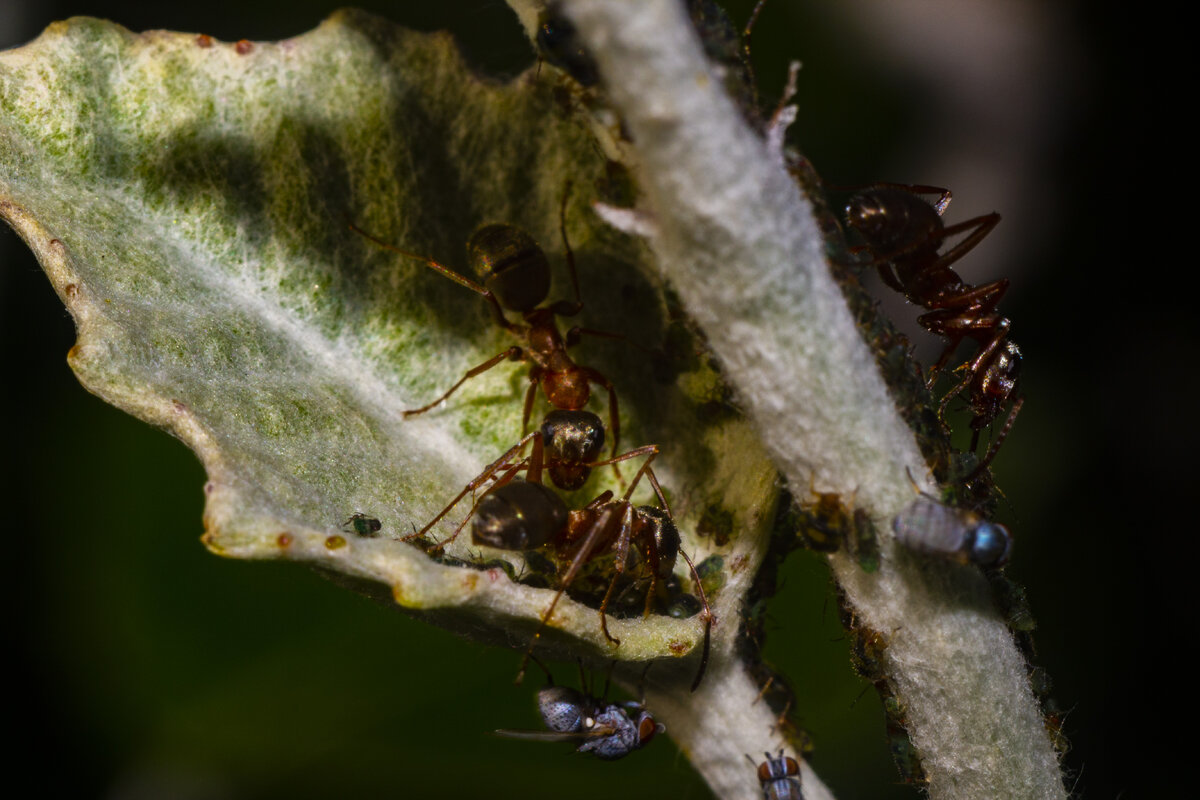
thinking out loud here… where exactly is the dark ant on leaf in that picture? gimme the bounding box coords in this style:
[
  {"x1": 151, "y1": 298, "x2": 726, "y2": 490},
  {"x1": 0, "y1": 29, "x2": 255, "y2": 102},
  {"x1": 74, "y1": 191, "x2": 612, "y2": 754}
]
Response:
[
  {"x1": 348, "y1": 184, "x2": 625, "y2": 471},
  {"x1": 496, "y1": 659, "x2": 663, "y2": 760},
  {"x1": 747, "y1": 750, "x2": 804, "y2": 800},
  {"x1": 409, "y1": 412, "x2": 712, "y2": 690},
  {"x1": 843, "y1": 184, "x2": 1022, "y2": 478}
]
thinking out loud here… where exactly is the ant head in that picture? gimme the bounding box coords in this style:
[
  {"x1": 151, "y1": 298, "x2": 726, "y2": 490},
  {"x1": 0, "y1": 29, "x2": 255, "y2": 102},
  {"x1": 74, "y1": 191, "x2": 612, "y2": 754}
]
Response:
[
  {"x1": 467, "y1": 224, "x2": 551, "y2": 313},
  {"x1": 542, "y1": 410, "x2": 605, "y2": 490},
  {"x1": 471, "y1": 480, "x2": 567, "y2": 550}
]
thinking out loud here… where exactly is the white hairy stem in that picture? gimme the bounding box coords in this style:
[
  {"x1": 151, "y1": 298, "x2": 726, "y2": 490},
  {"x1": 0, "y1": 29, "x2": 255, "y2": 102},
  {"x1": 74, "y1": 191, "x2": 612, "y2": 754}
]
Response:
[{"x1": 550, "y1": 1, "x2": 1066, "y2": 798}]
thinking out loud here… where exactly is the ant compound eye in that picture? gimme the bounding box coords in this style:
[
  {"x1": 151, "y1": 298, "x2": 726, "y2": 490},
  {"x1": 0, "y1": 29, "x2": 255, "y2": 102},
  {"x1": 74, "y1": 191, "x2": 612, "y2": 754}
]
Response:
[{"x1": 969, "y1": 521, "x2": 1011, "y2": 567}]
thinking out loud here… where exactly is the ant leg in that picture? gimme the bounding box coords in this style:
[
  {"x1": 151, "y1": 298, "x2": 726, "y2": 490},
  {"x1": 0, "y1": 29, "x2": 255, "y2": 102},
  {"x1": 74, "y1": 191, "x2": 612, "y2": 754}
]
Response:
[
  {"x1": 403, "y1": 431, "x2": 538, "y2": 544},
  {"x1": 742, "y1": 0, "x2": 767, "y2": 107},
  {"x1": 597, "y1": 503, "x2": 636, "y2": 645},
  {"x1": 936, "y1": 368, "x2": 974, "y2": 423},
  {"x1": 582, "y1": 367, "x2": 622, "y2": 477},
  {"x1": 404, "y1": 346, "x2": 523, "y2": 417},
  {"x1": 753, "y1": 676, "x2": 775, "y2": 705},
  {"x1": 586, "y1": 444, "x2": 659, "y2": 472},
  {"x1": 928, "y1": 212, "x2": 1001, "y2": 271},
  {"x1": 547, "y1": 180, "x2": 584, "y2": 317},
  {"x1": 967, "y1": 396, "x2": 1024, "y2": 480},
  {"x1": 678, "y1": 545, "x2": 713, "y2": 692},
  {"x1": 527, "y1": 652, "x2": 555, "y2": 685},
  {"x1": 927, "y1": 337, "x2": 964, "y2": 388},
  {"x1": 522, "y1": 374, "x2": 540, "y2": 436},
  {"x1": 516, "y1": 504, "x2": 626, "y2": 681},
  {"x1": 586, "y1": 490, "x2": 615, "y2": 510},
  {"x1": 868, "y1": 182, "x2": 953, "y2": 215},
  {"x1": 347, "y1": 220, "x2": 516, "y2": 332}
]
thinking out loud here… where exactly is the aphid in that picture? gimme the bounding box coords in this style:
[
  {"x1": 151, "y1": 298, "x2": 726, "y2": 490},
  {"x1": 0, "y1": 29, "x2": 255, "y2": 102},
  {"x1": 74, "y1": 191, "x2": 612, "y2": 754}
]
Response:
[
  {"x1": 849, "y1": 508, "x2": 881, "y2": 573},
  {"x1": 349, "y1": 185, "x2": 624, "y2": 467},
  {"x1": 497, "y1": 660, "x2": 663, "y2": 760},
  {"x1": 843, "y1": 184, "x2": 1021, "y2": 476},
  {"x1": 341, "y1": 514, "x2": 381, "y2": 537},
  {"x1": 892, "y1": 497, "x2": 1011, "y2": 568},
  {"x1": 747, "y1": 750, "x2": 804, "y2": 800},
  {"x1": 881, "y1": 688, "x2": 927, "y2": 785},
  {"x1": 796, "y1": 490, "x2": 853, "y2": 553}
]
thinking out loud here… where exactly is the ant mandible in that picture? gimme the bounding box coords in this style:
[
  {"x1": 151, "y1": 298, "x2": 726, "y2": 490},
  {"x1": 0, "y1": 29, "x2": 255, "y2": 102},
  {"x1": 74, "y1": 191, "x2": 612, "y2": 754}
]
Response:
[
  {"x1": 843, "y1": 184, "x2": 1022, "y2": 476},
  {"x1": 349, "y1": 184, "x2": 624, "y2": 468}
]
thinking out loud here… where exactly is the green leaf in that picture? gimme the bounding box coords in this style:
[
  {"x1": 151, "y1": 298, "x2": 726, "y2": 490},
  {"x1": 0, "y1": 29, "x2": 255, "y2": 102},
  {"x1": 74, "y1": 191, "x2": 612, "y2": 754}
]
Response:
[{"x1": 0, "y1": 11, "x2": 776, "y2": 670}]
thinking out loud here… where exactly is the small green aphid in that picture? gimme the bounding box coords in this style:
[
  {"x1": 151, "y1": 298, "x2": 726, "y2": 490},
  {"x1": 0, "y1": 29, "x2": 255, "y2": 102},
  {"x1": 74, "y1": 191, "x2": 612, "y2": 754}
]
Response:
[
  {"x1": 342, "y1": 514, "x2": 382, "y2": 537},
  {"x1": 849, "y1": 508, "x2": 881, "y2": 573}
]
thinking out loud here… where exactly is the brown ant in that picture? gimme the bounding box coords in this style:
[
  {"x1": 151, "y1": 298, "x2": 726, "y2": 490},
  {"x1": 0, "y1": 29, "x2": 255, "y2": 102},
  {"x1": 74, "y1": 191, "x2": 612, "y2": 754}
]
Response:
[
  {"x1": 348, "y1": 184, "x2": 624, "y2": 468},
  {"x1": 411, "y1": 412, "x2": 712, "y2": 690},
  {"x1": 843, "y1": 184, "x2": 1022, "y2": 476},
  {"x1": 402, "y1": 408, "x2": 628, "y2": 548}
]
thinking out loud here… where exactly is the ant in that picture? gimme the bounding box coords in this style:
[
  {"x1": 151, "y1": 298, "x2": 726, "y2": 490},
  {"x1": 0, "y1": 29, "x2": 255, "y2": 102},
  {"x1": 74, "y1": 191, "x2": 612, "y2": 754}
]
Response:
[
  {"x1": 348, "y1": 184, "x2": 625, "y2": 470},
  {"x1": 748, "y1": 750, "x2": 804, "y2": 800},
  {"x1": 496, "y1": 658, "x2": 663, "y2": 760},
  {"x1": 402, "y1": 408, "x2": 638, "y2": 549},
  {"x1": 843, "y1": 184, "x2": 1022, "y2": 477},
  {"x1": 411, "y1": 412, "x2": 712, "y2": 690}
]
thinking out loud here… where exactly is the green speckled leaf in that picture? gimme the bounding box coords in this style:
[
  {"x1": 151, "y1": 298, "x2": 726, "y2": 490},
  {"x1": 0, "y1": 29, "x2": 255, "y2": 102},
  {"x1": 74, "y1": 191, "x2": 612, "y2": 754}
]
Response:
[{"x1": 0, "y1": 11, "x2": 776, "y2": 670}]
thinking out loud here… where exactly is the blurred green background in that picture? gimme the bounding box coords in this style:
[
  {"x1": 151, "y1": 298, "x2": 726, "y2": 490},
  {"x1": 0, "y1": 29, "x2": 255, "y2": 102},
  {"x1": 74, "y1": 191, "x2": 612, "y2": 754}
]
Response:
[{"x1": 1, "y1": 1, "x2": 1166, "y2": 797}]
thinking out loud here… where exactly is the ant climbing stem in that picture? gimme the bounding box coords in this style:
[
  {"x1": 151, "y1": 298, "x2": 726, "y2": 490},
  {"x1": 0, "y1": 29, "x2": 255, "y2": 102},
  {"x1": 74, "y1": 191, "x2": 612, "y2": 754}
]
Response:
[
  {"x1": 347, "y1": 182, "x2": 625, "y2": 474},
  {"x1": 843, "y1": 183, "x2": 1022, "y2": 474}
]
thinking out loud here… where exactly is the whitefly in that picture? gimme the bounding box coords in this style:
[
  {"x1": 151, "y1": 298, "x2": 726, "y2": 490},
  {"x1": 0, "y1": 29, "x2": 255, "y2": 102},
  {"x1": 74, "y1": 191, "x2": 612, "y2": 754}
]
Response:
[{"x1": 892, "y1": 497, "x2": 1011, "y2": 568}]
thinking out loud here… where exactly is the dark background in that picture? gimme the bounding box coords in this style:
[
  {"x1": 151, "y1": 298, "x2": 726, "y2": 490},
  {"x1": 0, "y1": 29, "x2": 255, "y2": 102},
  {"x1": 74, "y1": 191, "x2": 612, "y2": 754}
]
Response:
[{"x1": 0, "y1": 1, "x2": 1171, "y2": 797}]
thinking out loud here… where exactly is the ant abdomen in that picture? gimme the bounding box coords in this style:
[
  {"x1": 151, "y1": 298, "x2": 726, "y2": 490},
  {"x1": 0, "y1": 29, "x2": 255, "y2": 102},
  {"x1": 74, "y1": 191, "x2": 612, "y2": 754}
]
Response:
[
  {"x1": 472, "y1": 480, "x2": 567, "y2": 550},
  {"x1": 541, "y1": 410, "x2": 605, "y2": 490},
  {"x1": 635, "y1": 505, "x2": 681, "y2": 582},
  {"x1": 467, "y1": 224, "x2": 551, "y2": 313},
  {"x1": 845, "y1": 188, "x2": 943, "y2": 259}
]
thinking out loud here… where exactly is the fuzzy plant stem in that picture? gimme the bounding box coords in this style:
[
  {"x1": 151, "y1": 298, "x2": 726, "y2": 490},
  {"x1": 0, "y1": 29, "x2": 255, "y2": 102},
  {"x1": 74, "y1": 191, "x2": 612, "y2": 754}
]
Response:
[{"x1": 555, "y1": 1, "x2": 1066, "y2": 798}]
